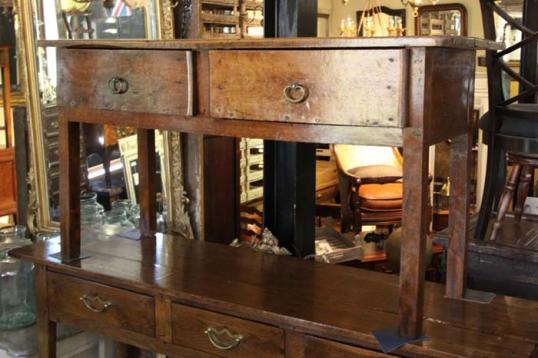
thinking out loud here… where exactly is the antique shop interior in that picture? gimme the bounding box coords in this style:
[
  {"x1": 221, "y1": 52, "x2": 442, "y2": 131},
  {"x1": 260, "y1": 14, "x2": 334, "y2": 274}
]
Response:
[{"x1": 0, "y1": 0, "x2": 537, "y2": 357}]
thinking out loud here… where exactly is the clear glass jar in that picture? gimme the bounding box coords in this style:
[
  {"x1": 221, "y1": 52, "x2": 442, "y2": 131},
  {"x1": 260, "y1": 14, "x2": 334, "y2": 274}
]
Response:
[
  {"x1": 80, "y1": 192, "x2": 104, "y2": 228},
  {"x1": 104, "y1": 211, "x2": 135, "y2": 229},
  {"x1": 0, "y1": 226, "x2": 36, "y2": 330}
]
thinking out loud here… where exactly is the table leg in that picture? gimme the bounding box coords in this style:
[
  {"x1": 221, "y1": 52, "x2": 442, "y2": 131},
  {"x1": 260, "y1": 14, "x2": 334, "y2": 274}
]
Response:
[
  {"x1": 137, "y1": 129, "x2": 157, "y2": 237},
  {"x1": 399, "y1": 127, "x2": 430, "y2": 339},
  {"x1": 59, "y1": 114, "x2": 81, "y2": 261},
  {"x1": 36, "y1": 265, "x2": 56, "y2": 358},
  {"x1": 446, "y1": 132, "x2": 472, "y2": 298}
]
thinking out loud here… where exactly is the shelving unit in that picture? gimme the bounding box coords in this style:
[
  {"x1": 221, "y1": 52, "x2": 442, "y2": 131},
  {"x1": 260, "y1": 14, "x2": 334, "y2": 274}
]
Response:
[
  {"x1": 198, "y1": 0, "x2": 240, "y2": 39},
  {"x1": 240, "y1": 138, "x2": 264, "y2": 203},
  {"x1": 198, "y1": 0, "x2": 264, "y2": 39}
]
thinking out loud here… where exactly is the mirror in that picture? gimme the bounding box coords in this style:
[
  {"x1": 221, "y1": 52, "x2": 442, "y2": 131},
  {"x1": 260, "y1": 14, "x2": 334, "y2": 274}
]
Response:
[
  {"x1": 415, "y1": 4, "x2": 467, "y2": 36},
  {"x1": 356, "y1": 7, "x2": 406, "y2": 37},
  {"x1": 18, "y1": 0, "x2": 191, "y2": 236}
]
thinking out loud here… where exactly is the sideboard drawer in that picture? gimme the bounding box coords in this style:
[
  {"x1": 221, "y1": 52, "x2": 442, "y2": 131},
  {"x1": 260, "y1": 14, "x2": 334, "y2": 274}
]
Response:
[
  {"x1": 47, "y1": 272, "x2": 155, "y2": 337},
  {"x1": 305, "y1": 336, "x2": 390, "y2": 357},
  {"x1": 171, "y1": 304, "x2": 284, "y2": 357},
  {"x1": 57, "y1": 49, "x2": 192, "y2": 116},
  {"x1": 209, "y1": 50, "x2": 406, "y2": 127}
]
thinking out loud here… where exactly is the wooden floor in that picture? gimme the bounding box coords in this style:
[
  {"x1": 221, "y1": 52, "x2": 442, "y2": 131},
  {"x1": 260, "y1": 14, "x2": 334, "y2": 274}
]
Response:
[{"x1": 12, "y1": 232, "x2": 538, "y2": 357}]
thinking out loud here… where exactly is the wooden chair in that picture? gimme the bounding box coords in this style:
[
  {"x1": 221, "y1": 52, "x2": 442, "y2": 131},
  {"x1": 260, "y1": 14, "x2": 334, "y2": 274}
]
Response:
[
  {"x1": 333, "y1": 144, "x2": 403, "y2": 234},
  {"x1": 475, "y1": 0, "x2": 538, "y2": 241}
]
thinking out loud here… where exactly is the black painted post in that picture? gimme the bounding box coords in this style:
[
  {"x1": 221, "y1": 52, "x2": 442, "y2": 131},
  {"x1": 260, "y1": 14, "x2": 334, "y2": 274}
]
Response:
[{"x1": 263, "y1": 0, "x2": 317, "y2": 257}]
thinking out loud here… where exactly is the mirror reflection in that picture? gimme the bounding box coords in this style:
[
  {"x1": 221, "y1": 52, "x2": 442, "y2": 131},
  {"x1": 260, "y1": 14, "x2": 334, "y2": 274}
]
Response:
[
  {"x1": 31, "y1": 0, "x2": 166, "y2": 231},
  {"x1": 415, "y1": 4, "x2": 467, "y2": 36}
]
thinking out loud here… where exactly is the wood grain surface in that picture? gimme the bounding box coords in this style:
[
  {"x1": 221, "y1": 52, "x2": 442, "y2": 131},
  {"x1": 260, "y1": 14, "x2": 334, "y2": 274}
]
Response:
[
  {"x1": 171, "y1": 304, "x2": 284, "y2": 357},
  {"x1": 39, "y1": 36, "x2": 503, "y2": 51},
  {"x1": 209, "y1": 50, "x2": 406, "y2": 127},
  {"x1": 57, "y1": 49, "x2": 192, "y2": 116},
  {"x1": 47, "y1": 271, "x2": 156, "y2": 337},
  {"x1": 11, "y1": 235, "x2": 538, "y2": 358}
]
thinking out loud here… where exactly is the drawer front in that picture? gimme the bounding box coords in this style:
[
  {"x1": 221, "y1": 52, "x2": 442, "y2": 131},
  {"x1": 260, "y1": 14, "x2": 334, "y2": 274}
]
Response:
[
  {"x1": 58, "y1": 49, "x2": 192, "y2": 116},
  {"x1": 47, "y1": 272, "x2": 155, "y2": 337},
  {"x1": 171, "y1": 304, "x2": 284, "y2": 358},
  {"x1": 209, "y1": 50, "x2": 406, "y2": 127},
  {"x1": 305, "y1": 336, "x2": 390, "y2": 358}
]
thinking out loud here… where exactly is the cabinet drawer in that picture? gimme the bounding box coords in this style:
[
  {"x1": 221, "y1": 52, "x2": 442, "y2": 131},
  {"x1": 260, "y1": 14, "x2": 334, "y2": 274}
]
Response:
[
  {"x1": 305, "y1": 336, "x2": 391, "y2": 357},
  {"x1": 47, "y1": 272, "x2": 155, "y2": 337},
  {"x1": 209, "y1": 50, "x2": 406, "y2": 127},
  {"x1": 58, "y1": 49, "x2": 192, "y2": 116},
  {"x1": 171, "y1": 304, "x2": 284, "y2": 358}
]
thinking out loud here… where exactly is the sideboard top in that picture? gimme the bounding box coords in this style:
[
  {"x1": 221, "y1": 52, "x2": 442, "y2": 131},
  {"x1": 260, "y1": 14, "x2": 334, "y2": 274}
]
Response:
[{"x1": 39, "y1": 36, "x2": 502, "y2": 51}]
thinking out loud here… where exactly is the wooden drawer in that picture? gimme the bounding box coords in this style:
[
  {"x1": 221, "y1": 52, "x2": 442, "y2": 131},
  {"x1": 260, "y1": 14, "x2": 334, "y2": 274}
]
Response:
[
  {"x1": 171, "y1": 304, "x2": 284, "y2": 358},
  {"x1": 209, "y1": 50, "x2": 406, "y2": 127},
  {"x1": 57, "y1": 49, "x2": 192, "y2": 116},
  {"x1": 47, "y1": 272, "x2": 155, "y2": 337},
  {"x1": 305, "y1": 336, "x2": 390, "y2": 357}
]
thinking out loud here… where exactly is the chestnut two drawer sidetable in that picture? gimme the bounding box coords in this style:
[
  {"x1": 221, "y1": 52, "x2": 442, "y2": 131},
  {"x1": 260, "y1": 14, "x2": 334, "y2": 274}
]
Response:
[{"x1": 12, "y1": 38, "x2": 538, "y2": 357}]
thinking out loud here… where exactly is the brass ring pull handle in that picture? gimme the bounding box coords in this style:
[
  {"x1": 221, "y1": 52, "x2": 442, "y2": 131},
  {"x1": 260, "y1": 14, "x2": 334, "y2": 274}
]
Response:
[
  {"x1": 108, "y1": 77, "x2": 129, "y2": 94},
  {"x1": 80, "y1": 294, "x2": 112, "y2": 313},
  {"x1": 283, "y1": 83, "x2": 308, "y2": 104},
  {"x1": 204, "y1": 327, "x2": 244, "y2": 350}
]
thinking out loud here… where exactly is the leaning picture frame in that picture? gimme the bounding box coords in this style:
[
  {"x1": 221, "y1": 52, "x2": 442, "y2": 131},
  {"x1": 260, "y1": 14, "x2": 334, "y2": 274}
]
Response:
[{"x1": 118, "y1": 131, "x2": 168, "y2": 205}]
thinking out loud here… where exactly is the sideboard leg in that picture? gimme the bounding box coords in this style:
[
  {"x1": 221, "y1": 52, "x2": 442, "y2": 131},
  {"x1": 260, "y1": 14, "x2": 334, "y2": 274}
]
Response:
[
  {"x1": 399, "y1": 127, "x2": 430, "y2": 339},
  {"x1": 59, "y1": 114, "x2": 81, "y2": 261},
  {"x1": 35, "y1": 265, "x2": 56, "y2": 358},
  {"x1": 446, "y1": 132, "x2": 472, "y2": 298},
  {"x1": 137, "y1": 128, "x2": 157, "y2": 237}
]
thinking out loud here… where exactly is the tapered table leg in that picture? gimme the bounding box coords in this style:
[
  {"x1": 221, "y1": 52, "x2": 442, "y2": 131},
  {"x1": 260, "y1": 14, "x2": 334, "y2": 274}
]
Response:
[
  {"x1": 137, "y1": 129, "x2": 157, "y2": 237},
  {"x1": 36, "y1": 265, "x2": 56, "y2": 358},
  {"x1": 399, "y1": 127, "x2": 430, "y2": 339},
  {"x1": 446, "y1": 132, "x2": 473, "y2": 298},
  {"x1": 59, "y1": 114, "x2": 81, "y2": 261}
]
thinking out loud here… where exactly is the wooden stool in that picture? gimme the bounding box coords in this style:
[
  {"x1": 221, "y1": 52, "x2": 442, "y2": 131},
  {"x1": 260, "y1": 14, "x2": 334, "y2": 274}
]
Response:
[{"x1": 490, "y1": 153, "x2": 538, "y2": 240}]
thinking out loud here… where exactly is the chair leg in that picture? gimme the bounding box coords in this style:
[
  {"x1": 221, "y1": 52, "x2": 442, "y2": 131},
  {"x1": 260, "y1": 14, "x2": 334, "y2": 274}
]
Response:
[
  {"x1": 353, "y1": 206, "x2": 362, "y2": 234},
  {"x1": 491, "y1": 164, "x2": 521, "y2": 241},
  {"x1": 475, "y1": 143, "x2": 503, "y2": 240},
  {"x1": 514, "y1": 165, "x2": 533, "y2": 222}
]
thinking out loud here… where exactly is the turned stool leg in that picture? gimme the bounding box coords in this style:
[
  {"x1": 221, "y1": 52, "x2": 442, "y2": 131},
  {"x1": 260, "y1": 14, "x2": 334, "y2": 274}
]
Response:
[
  {"x1": 491, "y1": 164, "x2": 521, "y2": 240},
  {"x1": 514, "y1": 165, "x2": 532, "y2": 222}
]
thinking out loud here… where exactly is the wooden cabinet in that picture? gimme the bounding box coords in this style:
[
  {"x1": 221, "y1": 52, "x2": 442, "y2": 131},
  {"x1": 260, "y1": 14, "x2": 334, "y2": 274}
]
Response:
[
  {"x1": 11, "y1": 38, "x2": 537, "y2": 358},
  {"x1": 0, "y1": 147, "x2": 16, "y2": 217}
]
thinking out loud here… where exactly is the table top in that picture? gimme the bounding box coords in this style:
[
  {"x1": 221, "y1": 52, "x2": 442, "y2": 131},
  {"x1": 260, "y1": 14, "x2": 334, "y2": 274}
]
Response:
[
  {"x1": 39, "y1": 36, "x2": 502, "y2": 51},
  {"x1": 10, "y1": 232, "x2": 538, "y2": 357}
]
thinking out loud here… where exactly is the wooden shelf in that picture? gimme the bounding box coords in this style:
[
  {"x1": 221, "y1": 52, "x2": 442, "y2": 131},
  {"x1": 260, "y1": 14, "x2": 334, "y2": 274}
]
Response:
[
  {"x1": 201, "y1": 12, "x2": 240, "y2": 26},
  {"x1": 201, "y1": 0, "x2": 239, "y2": 6}
]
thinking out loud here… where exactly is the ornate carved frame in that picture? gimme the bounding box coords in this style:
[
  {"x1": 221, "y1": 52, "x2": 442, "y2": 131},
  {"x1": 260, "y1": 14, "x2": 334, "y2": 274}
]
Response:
[{"x1": 16, "y1": 0, "x2": 193, "y2": 239}]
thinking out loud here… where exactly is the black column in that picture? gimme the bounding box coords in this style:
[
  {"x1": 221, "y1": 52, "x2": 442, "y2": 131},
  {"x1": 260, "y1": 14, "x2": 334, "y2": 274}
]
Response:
[
  {"x1": 520, "y1": 0, "x2": 538, "y2": 103},
  {"x1": 263, "y1": 0, "x2": 317, "y2": 257}
]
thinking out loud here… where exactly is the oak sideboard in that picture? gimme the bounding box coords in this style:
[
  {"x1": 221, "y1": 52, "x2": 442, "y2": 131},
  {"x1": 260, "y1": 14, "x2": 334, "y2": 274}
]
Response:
[{"x1": 11, "y1": 37, "x2": 538, "y2": 357}]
